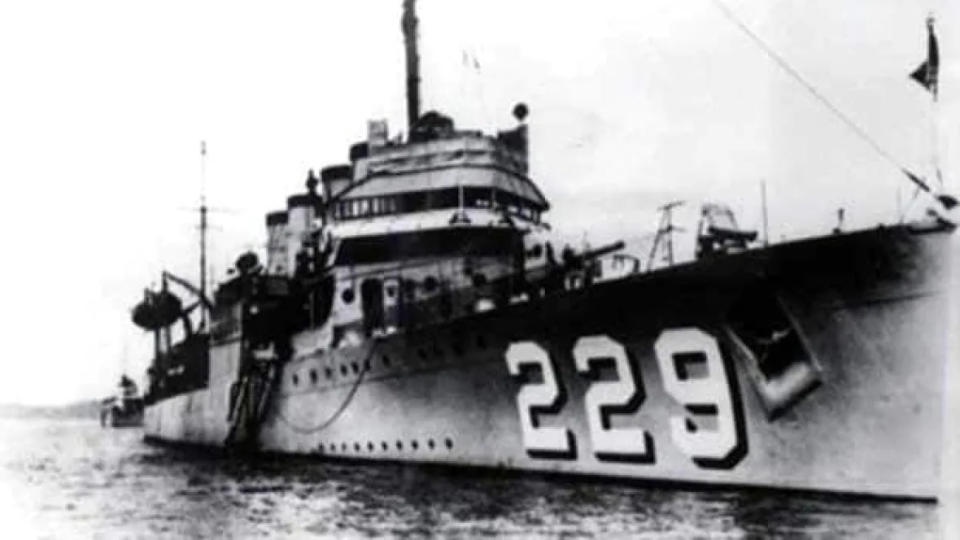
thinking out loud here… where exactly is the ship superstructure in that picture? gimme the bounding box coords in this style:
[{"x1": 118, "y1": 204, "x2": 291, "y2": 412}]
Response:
[{"x1": 133, "y1": 1, "x2": 956, "y2": 500}]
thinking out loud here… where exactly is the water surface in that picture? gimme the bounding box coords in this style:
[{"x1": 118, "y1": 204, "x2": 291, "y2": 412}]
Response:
[{"x1": 0, "y1": 418, "x2": 939, "y2": 538}]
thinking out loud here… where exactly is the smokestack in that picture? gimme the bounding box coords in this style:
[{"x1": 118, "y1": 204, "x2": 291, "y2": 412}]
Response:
[{"x1": 402, "y1": 0, "x2": 420, "y2": 131}]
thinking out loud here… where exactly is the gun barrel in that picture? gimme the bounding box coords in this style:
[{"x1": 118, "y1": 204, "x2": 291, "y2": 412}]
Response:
[{"x1": 581, "y1": 240, "x2": 625, "y2": 260}]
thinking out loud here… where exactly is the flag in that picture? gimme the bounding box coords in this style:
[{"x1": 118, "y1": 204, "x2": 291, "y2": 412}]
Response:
[{"x1": 910, "y1": 17, "x2": 939, "y2": 98}]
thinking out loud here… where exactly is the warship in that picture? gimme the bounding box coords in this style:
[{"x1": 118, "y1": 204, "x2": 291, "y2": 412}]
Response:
[
  {"x1": 134, "y1": 1, "x2": 956, "y2": 499},
  {"x1": 100, "y1": 375, "x2": 144, "y2": 428}
]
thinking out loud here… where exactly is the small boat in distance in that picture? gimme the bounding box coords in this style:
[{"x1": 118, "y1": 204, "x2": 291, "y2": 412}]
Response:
[{"x1": 100, "y1": 375, "x2": 144, "y2": 428}]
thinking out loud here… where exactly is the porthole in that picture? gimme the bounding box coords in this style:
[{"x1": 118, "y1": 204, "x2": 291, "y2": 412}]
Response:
[
  {"x1": 396, "y1": 440, "x2": 403, "y2": 450},
  {"x1": 325, "y1": 367, "x2": 333, "y2": 379},
  {"x1": 354, "y1": 443, "x2": 360, "y2": 452},
  {"x1": 351, "y1": 362, "x2": 359, "y2": 374},
  {"x1": 363, "y1": 360, "x2": 370, "y2": 372},
  {"x1": 444, "y1": 438, "x2": 453, "y2": 450},
  {"x1": 318, "y1": 443, "x2": 325, "y2": 453},
  {"x1": 340, "y1": 365, "x2": 348, "y2": 376},
  {"x1": 411, "y1": 440, "x2": 419, "y2": 450},
  {"x1": 381, "y1": 441, "x2": 388, "y2": 451},
  {"x1": 428, "y1": 439, "x2": 435, "y2": 450},
  {"x1": 386, "y1": 286, "x2": 397, "y2": 298},
  {"x1": 367, "y1": 442, "x2": 374, "y2": 451},
  {"x1": 309, "y1": 370, "x2": 318, "y2": 384},
  {"x1": 341, "y1": 288, "x2": 355, "y2": 304},
  {"x1": 292, "y1": 374, "x2": 299, "y2": 386},
  {"x1": 423, "y1": 276, "x2": 438, "y2": 293},
  {"x1": 529, "y1": 243, "x2": 544, "y2": 258},
  {"x1": 341, "y1": 443, "x2": 347, "y2": 451}
]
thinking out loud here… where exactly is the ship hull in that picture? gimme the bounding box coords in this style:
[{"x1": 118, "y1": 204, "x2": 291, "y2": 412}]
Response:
[{"x1": 145, "y1": 224, "x2": 954, "y2": 499}]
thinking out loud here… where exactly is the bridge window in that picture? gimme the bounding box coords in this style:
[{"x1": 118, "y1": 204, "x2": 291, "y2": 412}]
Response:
[
  {"x1": 334, "y1": 187, "x2": 542, "y2": 222},
  {"x1": 464, "y1": 187, "x2": 493, "y2": 208}
]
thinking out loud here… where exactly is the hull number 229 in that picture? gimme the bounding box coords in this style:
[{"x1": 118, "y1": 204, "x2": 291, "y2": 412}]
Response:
[{"x1": 505, "y1": 328, "x2": 746, "y2": 469}]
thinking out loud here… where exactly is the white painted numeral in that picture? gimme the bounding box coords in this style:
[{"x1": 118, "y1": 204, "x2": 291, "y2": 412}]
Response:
[
  {"x1": 573, "y1": 335, "x2": 652, "y2": 459},
  {"x1": 654, "y1": 328, "x2": 738, "y2": 461},
  {"x1": 505, "y1": 341, "x2": 573, "y2": 456}
]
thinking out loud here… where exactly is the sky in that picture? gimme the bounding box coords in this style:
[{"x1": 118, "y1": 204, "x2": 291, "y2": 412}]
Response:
[{"x1": 0, "y1": 0, "x2": 956, "y2": 405}]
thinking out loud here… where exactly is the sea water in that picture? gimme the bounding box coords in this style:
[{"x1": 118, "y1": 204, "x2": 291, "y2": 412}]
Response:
[{"x1": 0, "y1": 418, "x2": 939, "y2": 538}]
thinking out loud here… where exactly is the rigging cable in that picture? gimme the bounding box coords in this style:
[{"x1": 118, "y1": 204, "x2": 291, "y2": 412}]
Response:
[{"x1": 709, "y1": 0, "x2": 912, "y2": 182}]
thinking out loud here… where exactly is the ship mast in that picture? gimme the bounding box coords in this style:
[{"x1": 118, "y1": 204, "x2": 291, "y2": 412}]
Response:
[
  {"x1": 402, "y1": 0, "x2": 421, "y2": 131},
  {"x1": 925, "y1": 15, "x2": 941, "y2": 190},
  {"x1": 200, "y1": 141, "x2": 208, "y2": 329},
  {"x1": 648, "y1": 200, "x2": 684, "y2": 271}
]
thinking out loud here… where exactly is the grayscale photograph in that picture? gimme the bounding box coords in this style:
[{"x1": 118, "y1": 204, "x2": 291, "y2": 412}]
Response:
[{"x1": 1, "y1": 0, "x2": 958, "y2": 537}]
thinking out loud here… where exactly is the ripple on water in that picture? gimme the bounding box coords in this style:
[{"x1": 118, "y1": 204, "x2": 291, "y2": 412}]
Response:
[{"x1": 0, "y1": 418, "x2": 941, "y2": 538}]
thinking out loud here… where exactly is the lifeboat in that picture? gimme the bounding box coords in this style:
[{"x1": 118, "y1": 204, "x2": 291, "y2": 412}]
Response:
[{"x1": 131, "y1": 290, "x2": 183, "y2": 330}]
